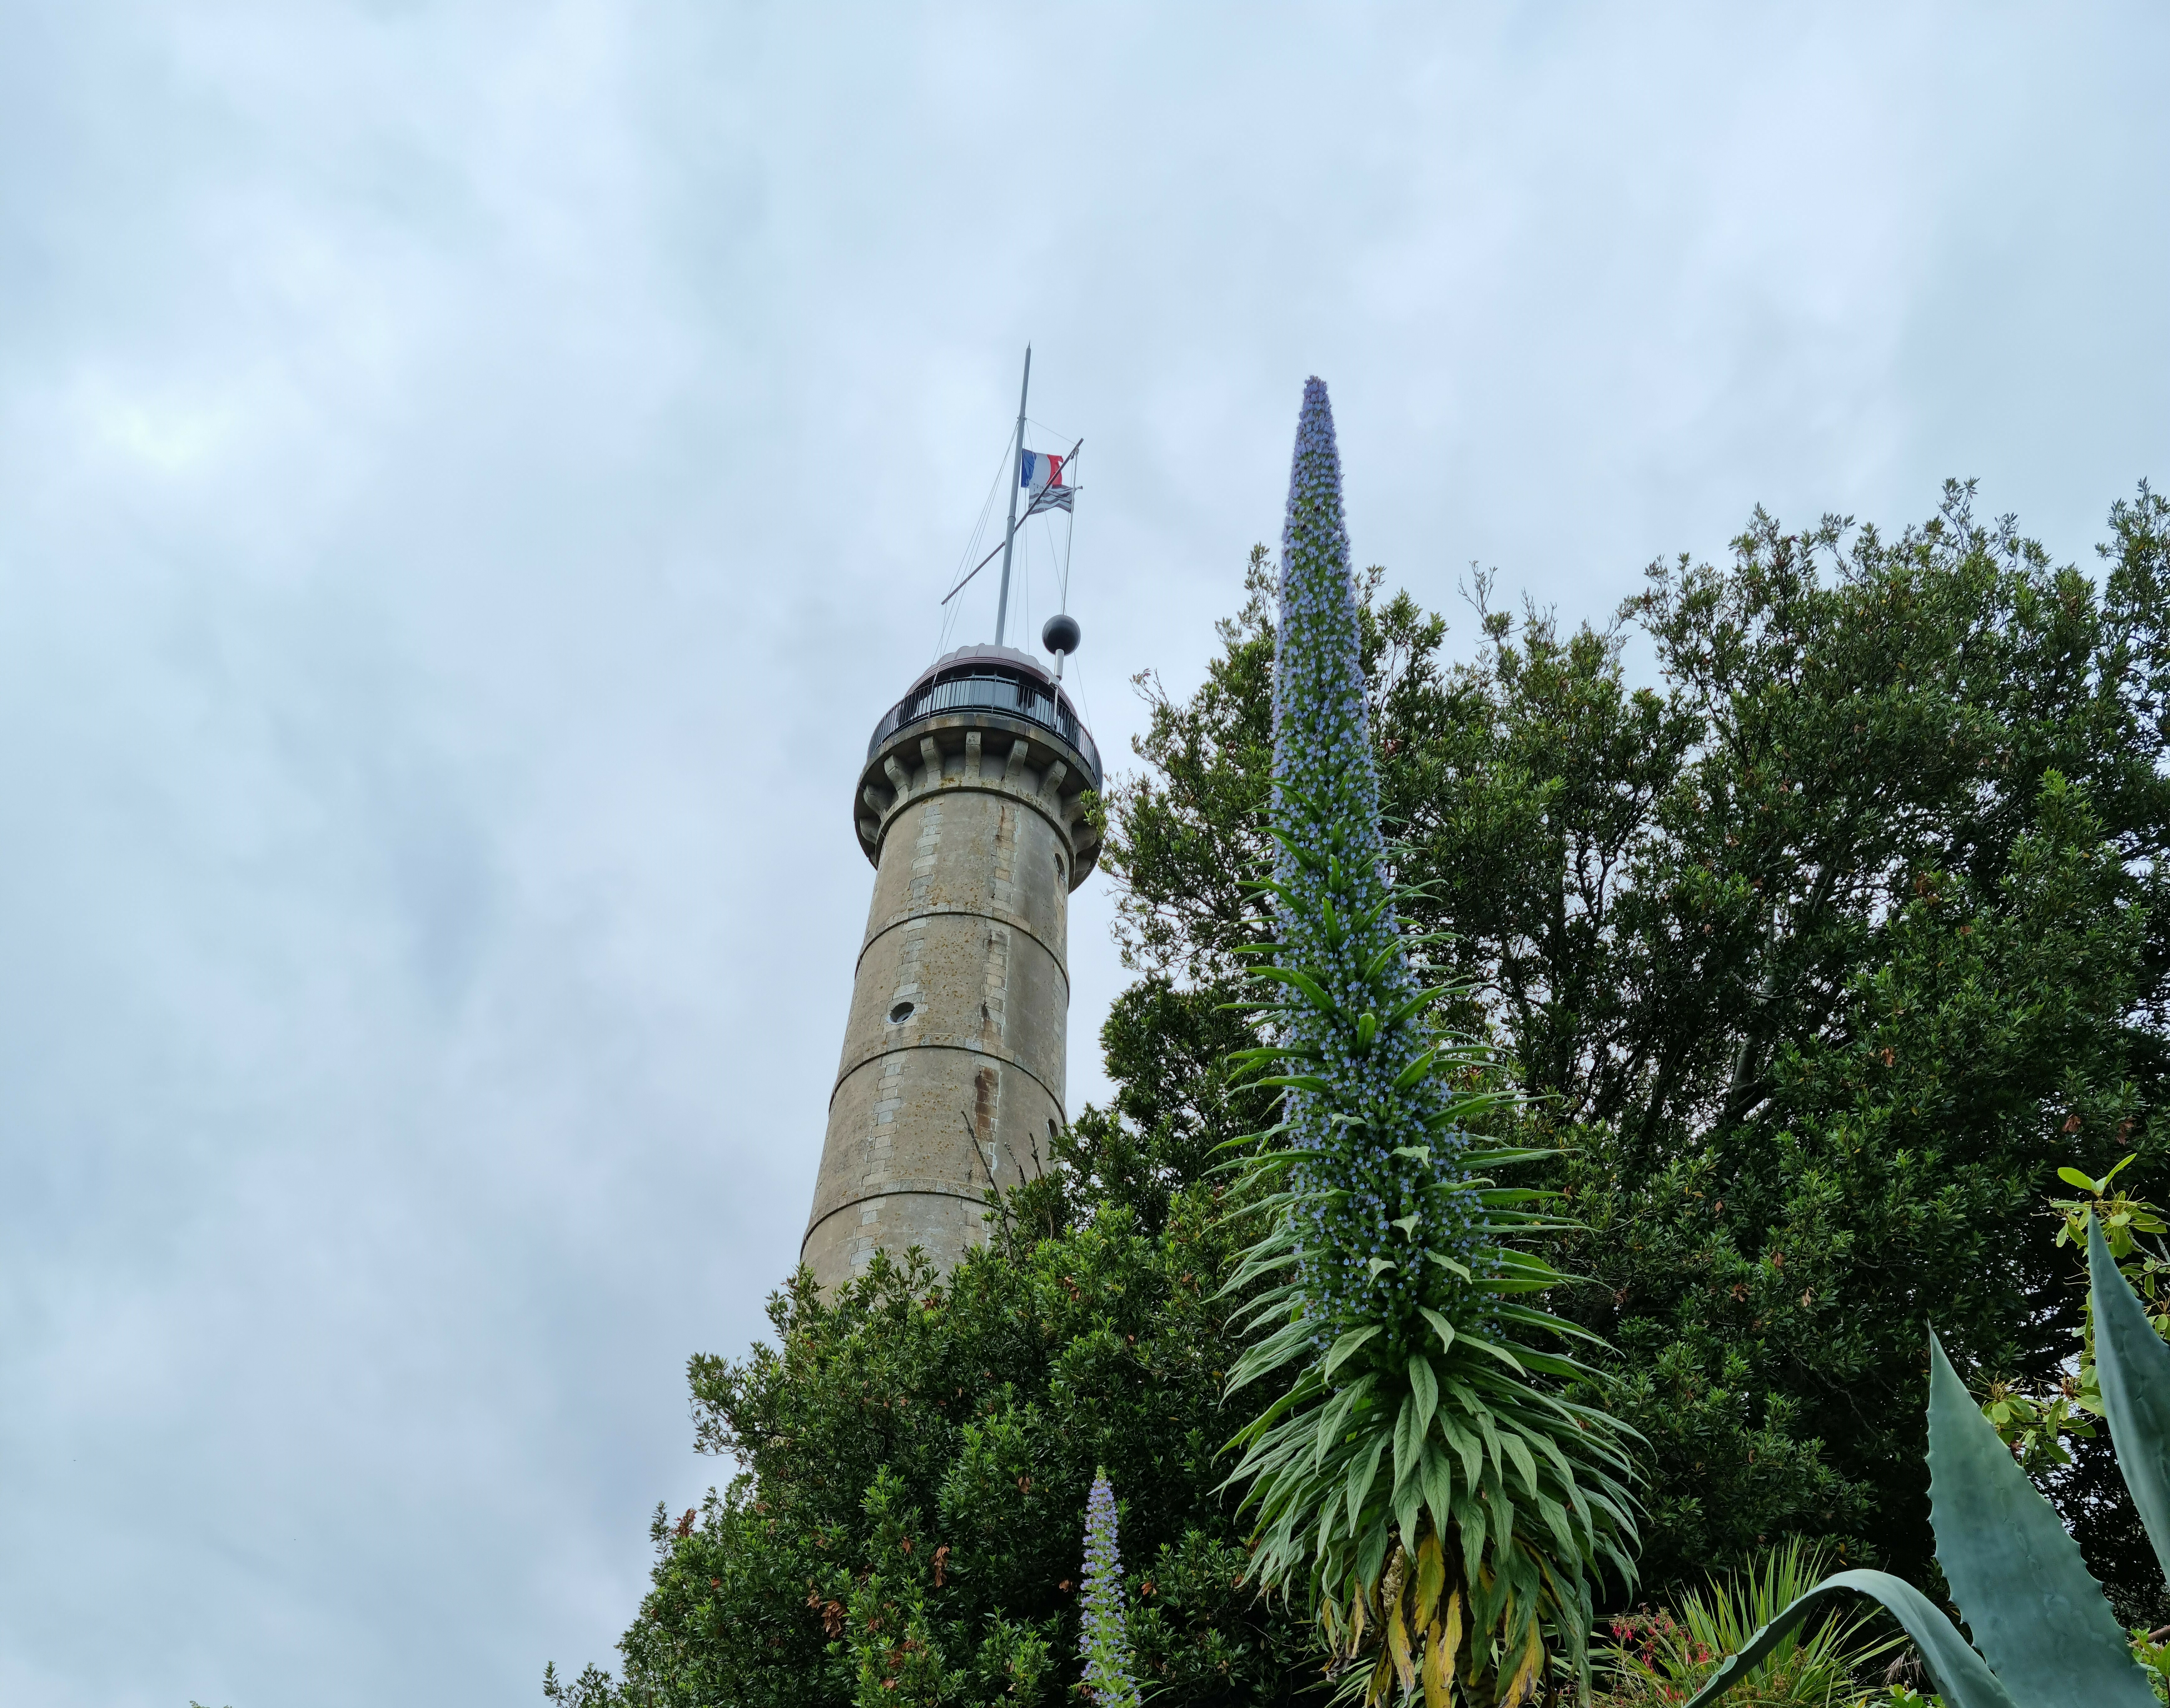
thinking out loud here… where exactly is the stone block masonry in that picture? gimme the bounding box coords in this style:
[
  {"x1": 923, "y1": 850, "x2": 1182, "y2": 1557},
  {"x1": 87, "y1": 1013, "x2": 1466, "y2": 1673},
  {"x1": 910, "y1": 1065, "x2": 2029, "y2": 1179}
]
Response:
[{"x1": 800, "y1": 648, "x2": 1100, "y2": 1290}]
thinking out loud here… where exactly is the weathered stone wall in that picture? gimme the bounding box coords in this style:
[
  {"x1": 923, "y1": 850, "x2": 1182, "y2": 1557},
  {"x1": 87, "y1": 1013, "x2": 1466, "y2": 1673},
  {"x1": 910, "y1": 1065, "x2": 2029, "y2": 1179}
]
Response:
[{"x1": 802, "y1": 712, "x2": 1099, "y2": 1289}]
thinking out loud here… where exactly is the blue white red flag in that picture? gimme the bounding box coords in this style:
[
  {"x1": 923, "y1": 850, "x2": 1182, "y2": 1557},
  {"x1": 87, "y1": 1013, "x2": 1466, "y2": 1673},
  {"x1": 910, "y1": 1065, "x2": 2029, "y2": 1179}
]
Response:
[{"x1": 1020, "y1": 449, "x2": 1073, "y2": 512}]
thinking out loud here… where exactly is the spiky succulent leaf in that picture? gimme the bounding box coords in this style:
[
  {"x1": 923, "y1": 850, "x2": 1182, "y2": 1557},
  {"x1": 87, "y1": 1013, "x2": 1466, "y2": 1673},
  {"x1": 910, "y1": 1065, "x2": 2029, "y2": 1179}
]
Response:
[
  {"x1": 1677, "y1": 1572, "x2": 2020, "y2": 1708},
  {"x1": 2091, "y1": 1215, "x2": 2170, "y2": 1582},
  {"x1": 1925, "y1": 1334, "x2": 2153, "y2": 1708},
  {"x1": 1685, "y1": 1307, "x2": 2170, "y2": 1708}
]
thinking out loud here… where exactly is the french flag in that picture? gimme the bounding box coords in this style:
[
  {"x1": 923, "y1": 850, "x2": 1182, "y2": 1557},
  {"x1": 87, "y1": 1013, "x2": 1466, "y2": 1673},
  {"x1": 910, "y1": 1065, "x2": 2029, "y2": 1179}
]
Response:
[{"x1": 1020, "y1": 449, "x2": 1074, "y2": 512}]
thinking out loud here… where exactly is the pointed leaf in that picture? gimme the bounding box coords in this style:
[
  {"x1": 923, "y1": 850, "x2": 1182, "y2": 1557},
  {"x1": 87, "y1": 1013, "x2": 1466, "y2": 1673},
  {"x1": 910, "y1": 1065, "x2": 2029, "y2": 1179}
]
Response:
[
  {"x1": 1395, "y1": 1477, "x2": 1423, "y2": 1560},
  {"x1": 1347, "y1": 1433, "x2": 1387, "y2": 1530},
  {"x1": 1534, "y1": 1489, "x2": 1575, "y2": 1554},
  {"x1": 2091, "y1": 1216, "x2": 2170, "y2": 1582},
  {"x1": 1424, "y1": 1588, "x2": 1462, "y2": 1708},
  {"x1": 1501, "y1": 1622, "x2": 1544, "y2": 1708},
  {"x1": 1251, "y1": 964, "x2": 1339, "y2": 1017},
  {"x1": 1409, "y1": 1353, "x2": 1439, "y2": 1440},
  {"x1": 1456, "y1": 1331, "x2": 1528, "y2": 1375},
  {"x1": 1357, "y1": 1517, "x2": 1391, "y2": 1588},
  {"x1": 1451, "y1": 1489, "x2": 1486, "y2": 1582},
  {"x1": 1420, "y1": 1438, "x2": 1454, "y2": 1539},
  {"x1": 1393, "y1": 1390, "x2": 1421, "y2": 1490},
  {"x1": 1500, "y1": 1432, "x2": 1540, "y2": 1497},
  {"x1": 1386, "y1": 1576, "x2": 1417, "y2": 1691},
  {"x1": 1438, "y1": 1411, "x2": 1482, "y2": 1487},
  {"x1": 1679, "y1": 1570, "x2": 2016, "y2": 1708},
  {"x1": 1926, "y1": 1332, "x2": 2151, "y2": 1708},
  {"x1": 1393, "y1": 1048, "x2": 1437, "y2": 1091},
  {"x1": 1325, "y1": 1324, "x2": 1383, "y2": 1380},
  {"x1": 1473, "y1": 1405, "x2": 1502, "y2": 1476}
]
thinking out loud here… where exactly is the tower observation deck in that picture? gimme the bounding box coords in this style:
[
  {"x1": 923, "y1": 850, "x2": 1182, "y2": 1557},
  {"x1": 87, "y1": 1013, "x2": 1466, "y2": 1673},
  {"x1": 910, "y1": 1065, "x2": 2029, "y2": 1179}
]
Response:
[{"x1": 801, "y1": 643, "x2": 1101, "y2": 1289}]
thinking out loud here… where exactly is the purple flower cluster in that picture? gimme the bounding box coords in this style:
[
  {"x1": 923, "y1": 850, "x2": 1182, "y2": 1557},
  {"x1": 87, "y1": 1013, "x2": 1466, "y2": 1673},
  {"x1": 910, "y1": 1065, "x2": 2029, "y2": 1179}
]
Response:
[
  {"x1": 1077, "y1": 1471, "x2": 1142, "y2": 1708},
  {"x1": 1271, "y1": 377, "x2": 1485, "y2": 1355}
]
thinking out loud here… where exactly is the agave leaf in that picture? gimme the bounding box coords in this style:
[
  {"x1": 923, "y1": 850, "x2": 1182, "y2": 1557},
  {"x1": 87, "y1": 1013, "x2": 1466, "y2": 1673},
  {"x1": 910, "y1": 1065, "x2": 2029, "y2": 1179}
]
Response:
[
  {"x1": 1926, "y1": 1332, "x2": 2151, "y2": 1708},
  {"x1": 1678, "y1": 1570, "x2": 2017, "y2": 1708},
  {"x1": 2090, "y1": 1216, "x2": 2170, "y2": 1582}
]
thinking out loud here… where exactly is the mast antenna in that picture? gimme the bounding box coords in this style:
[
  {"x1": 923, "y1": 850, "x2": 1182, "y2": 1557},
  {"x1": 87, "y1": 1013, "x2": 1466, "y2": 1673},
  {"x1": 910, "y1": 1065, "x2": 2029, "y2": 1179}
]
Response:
[{"x1": 994, "y1": 345, "x2": 1030, "y2": 647}]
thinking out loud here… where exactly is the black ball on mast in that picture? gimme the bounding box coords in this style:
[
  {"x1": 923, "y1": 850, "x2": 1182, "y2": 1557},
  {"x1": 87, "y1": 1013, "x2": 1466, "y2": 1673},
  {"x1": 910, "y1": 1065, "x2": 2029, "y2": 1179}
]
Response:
[{"x1": 1041, "y1": 613, "x2": 1081, "y2": 658}]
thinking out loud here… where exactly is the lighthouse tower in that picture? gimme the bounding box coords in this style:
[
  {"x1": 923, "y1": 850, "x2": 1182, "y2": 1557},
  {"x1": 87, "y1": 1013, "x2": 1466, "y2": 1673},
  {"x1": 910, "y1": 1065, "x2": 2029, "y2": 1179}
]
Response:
[{"x1": 801, "y1": 641, "x2": 1101, "y2": 1289}]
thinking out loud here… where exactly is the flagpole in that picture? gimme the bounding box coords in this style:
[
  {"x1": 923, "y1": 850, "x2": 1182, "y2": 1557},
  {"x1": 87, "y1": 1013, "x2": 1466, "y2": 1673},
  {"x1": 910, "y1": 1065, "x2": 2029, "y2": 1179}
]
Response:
[{"x1": 994, "y1": 344, "x2": 1030, "y2": 647}]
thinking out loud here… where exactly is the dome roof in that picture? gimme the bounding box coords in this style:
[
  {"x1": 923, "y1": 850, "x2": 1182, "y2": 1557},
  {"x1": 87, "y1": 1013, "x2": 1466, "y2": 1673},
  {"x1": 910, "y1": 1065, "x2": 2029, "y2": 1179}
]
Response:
[{"x1": 904, "y1": 643, "x2": 1055, "y2": 698}]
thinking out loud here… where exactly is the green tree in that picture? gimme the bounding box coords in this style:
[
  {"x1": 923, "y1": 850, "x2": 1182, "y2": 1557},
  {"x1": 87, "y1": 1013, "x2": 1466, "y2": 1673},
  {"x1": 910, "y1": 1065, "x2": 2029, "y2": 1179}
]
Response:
[
  {"x1": 546, "y1": 1174, "x2": 1327, "y2": 1706},
  {"x1": 561, "y1": 475, "x2": 2170, "y2": 1702},
  {"x1": 1106, "y1": 480, "x2": 2170, "y2": 1601}
]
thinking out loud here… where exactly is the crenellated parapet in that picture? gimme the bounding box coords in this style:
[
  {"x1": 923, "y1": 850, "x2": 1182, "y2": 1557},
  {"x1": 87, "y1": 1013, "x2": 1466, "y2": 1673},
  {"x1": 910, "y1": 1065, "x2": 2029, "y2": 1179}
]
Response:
[{"x1": 855, "y1": 710, "x2": 1102, "y2": 888}]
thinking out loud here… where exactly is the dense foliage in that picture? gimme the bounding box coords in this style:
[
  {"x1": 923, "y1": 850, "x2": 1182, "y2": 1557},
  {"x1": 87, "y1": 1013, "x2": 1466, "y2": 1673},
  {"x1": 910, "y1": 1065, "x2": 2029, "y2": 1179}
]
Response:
[
  {"x1": 545, "y1": 1172, "x2": 1325, "y2": 1706},
  {"x1": 1601, "y1": 1540, "x2": 1898, "y2": 1708},
  {"x1": 1981, "y1": 1156, "x2": 2170, "y2": 1476},
  {"x1": 1675, "y1": 1218, "x2": 2170, "y2": 1708},
  {"x1": 557, "y1": 476, "x2": 2170, "y2": 1701},
  {"x1": 1107, "y1": 481, "x2": 2170, "y2": 1603},
  {"x1": 1221, "y1": 378, "x2": 1638, "y2": 1705}
]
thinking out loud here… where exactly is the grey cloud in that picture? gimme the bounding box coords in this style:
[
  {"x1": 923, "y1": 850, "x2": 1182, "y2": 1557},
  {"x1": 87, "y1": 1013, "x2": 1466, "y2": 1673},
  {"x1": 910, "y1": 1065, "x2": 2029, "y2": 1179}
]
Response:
[{"x1": 0, "y1": 3, "x2": 2162, "y2": 1703}]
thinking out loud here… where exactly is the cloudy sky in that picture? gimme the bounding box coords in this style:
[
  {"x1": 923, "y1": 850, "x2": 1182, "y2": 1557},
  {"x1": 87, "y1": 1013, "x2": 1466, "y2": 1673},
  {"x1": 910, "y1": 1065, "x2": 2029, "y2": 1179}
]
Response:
[{"x1": 0, "y1": 3, "x2": 2163, "y2": 1702}]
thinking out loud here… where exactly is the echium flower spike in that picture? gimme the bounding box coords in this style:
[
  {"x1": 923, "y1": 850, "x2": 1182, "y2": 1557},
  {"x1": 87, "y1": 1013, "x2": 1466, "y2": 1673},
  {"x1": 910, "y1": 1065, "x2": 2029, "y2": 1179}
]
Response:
[
  {"x1": 1077, "y1": 1471, "x2": 1142, "y2": 1708},
  {"x1": 1271, "y1": 376, "x2": 1481, "y2": 1354},
  {"x1": 1224, "y1": 377, "x2": 1638, "y2": 1708}
]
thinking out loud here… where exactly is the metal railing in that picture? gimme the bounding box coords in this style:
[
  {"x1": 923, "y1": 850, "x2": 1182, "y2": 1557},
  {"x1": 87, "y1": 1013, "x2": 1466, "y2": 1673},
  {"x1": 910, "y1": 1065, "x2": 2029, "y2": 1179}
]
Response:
[{"x1": 867, "y1": 668, "x2": 1101, "y2": 787}]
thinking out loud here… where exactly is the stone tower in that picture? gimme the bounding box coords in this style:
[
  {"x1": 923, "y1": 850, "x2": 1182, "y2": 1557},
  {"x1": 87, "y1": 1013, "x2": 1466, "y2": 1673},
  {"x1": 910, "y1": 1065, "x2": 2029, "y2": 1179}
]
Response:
[{"x1": 801, "y1": 643, "x2": 1101, "y2": 1290}]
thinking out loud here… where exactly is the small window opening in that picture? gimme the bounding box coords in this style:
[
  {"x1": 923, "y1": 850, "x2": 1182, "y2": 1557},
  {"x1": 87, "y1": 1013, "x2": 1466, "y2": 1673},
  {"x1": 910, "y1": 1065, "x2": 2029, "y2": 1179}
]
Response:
[{"x1": 888, "y1": 1001, "x2": 916, "y2": 1024}]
